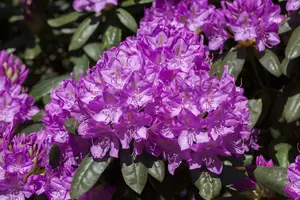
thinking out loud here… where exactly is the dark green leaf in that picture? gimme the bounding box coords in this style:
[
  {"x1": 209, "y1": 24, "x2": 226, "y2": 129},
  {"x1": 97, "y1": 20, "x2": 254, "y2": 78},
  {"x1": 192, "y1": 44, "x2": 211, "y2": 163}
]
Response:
[
  {"x1": 148, "y1": 160, "x2": 165, "y2": 182},
  {"x1": 9, "y1": 15, "x2": 24, "y2": 23},
  {"x1": 285, "y1": 26, "x2": 300, "y2": 60},
  {"x1": 32, "y1": 110, "x2": 44, "y2": 122},
  {"x1": 47, "y1": 12, "x2": 83, "y2": 28},
  {"x1": 121, "y1": 0, "x2": 136, "y2": 7},
  {"x1": 138, "y1": 0, "x2": 152, "y2": 3},
  {"x1": 209, "y1": 58, "x2": 224, "y2": 79},
  {"x1": 283, "y1": 87, "x2": 300, "y2": 123},
  {"x1": 256, "y1": 49, "x2": 282, "y2": 77},
  {"x1": 42, "y1": 94, "x2": 51, "y2": 105},
  {"x1": 254, "y1": 166, "x2": 288, "y2": 196},
  {"x1": 20, "y1": 123, "x2": 44, "y2": 135},
  {"x1": 103, "y1": 26, "x2": 122, "y2": 49},
  {"x1": 248, "y1": 99, "x2": 263, "y2": 129},
  {"x1": 281, "y1": 57, "x2": 299, "y2": 78},
  {"x1": 121, "y1": 151, "x2": 148, "y2": 194},
  {"x1": 243, "y1": 155, "x2": 253, "y2": 167},
  {"x1": 71, "y1": 54, "x2": 89, "y2": 80},
  {"x1": 49, "y1": 144, "x2": 61, "y2": 169},
  {"x1": 279, "y1": 17, "x2": 292, "y2": 34},
  {"x1": 222, "y1": 48, "x2": 246, "y2": 80},
  {"x1": 64, "y1": 118, "x2": 78, "y2": 135},
  {"x1": 121, "y1": 0, "x2": 152, "y2": 6},
  {"x1": 192, "y1": 171, "x2": 222, "y2": 200},
  {"x1": 70, "y1": 154, "x2": 112, "y2": 199},
  {"x1": 24, "y1": 44, "x2": 41, "y2": 60},
  {"x1": 274, "y1": 143, "x2": 292, "y2": 168},
  {"x1": 69, "y1": 16, "x2": 100, "y2": 51},
  {"x1": 83, "y1": 42, "x2": 104, "y2": 61},
  {"x1": 116, "y1": 8, "x2": 138, "y2": 32},
  {"x1": 30, "y1": 74, "x2": 70, "y2": 101}
]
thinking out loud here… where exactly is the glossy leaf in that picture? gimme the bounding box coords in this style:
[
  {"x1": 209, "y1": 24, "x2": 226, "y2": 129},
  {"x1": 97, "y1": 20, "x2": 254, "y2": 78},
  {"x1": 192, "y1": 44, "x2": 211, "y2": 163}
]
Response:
[
  {"x1": 117, "y1": 8, "x2": 138, "y2": 32},
  {"x1": 279, "y1": 17, "x2": 292, "y2": 34},
  {"x1": 83, "y1": 42, "x2": 104, "y2": 61},
  {"x1": 49, "y1": 144, "x2": 61, "y2": 169},
  {"x1": 70, "y1": 154, "x2": 112, "y2": 199},
  {"x1": 222, "y1": 48, "x2": 246, "y2": 80},
  {"x1": 193, "y1": 171, "x2": 222, "y2": 200},
  {"x1": 20, "y1": 123, "x2": 44, "y2": 135},
  {"x1": 121, "y1": 151, "x2": 148, "y2": 194},
  {"x1": 256, "y1": 49, "x2": 282, "y2": 77},
  {"x1": 29, "y1": 74, "x2": 69, "y2": 101},
  {"x1": 103, "y1": 26, "x2": 122, "y2": 49},
  {"x1": 248, "y1": 99, "x2": 263, "y2": 129},
  {"x1": 47, "y1": 12, "x2": 83, "y2": 28},
  {"x1": 64, "y1": 118, "x2": 78, "y2": 135},
  {"x1": 274, "y1": 143, "x2": 292, "y2": 168},
  {"x1": 24, "y1": 44, "x2": 41, "y2": 60},
  {"x1": 254, "y1": 166, "x2": 288, "y2": 196},
  {"x1": 69, "y1": 16, "x2": 100, "y2": 51},
  {"x1": 283, "y1": 88, "x2": 300, "y2": 123},
  {"x1": 281, "y1": 57, "x2": 300, "y2": 78},
  {"x1": 71, "y1": 54, "x2": 89, "y2": 80},
  {"x1": 285, "y1": 26, "x2": 300, "y2": 60},
  {"x1": 209, "y1": 57, "x2": 224, "y2": 79},
  {"x1": 121, "y1": 0, "x2": 152, "y2": 7},
  {"x1": 148, "y1": 160, "x2": 165, "y2": 182}
]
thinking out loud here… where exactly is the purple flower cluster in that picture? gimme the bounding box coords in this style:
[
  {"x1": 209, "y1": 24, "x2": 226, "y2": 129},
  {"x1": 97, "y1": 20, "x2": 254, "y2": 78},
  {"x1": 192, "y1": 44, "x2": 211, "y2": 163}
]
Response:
[
  {"x1": 285, "y1": 156, "x2": 300, "y2": 199},
  {"x1": 142, "y1": 0, "x2": 284, "y2": 52},
  {"x1": 0, "y1": 131, "x2": 50, "y2": 199},
  {"x1": 0, "y1": 51, "x2": 38, "y2": 140},
  {"x1": 287, "y1": 0, "x2": 300, "y2": 11},
  {"x1": 44, "y1": 20, "x2": 253, "y2": 175},
  {"x1": 73, "y1": 0, "x2": 118, "y2": 13}
]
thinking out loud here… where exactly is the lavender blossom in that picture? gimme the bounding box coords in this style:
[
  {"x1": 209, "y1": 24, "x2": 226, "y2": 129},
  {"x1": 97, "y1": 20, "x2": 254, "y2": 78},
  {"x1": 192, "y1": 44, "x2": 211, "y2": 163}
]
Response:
[
  {"x1": 43, "y1": 22, "x2": 254, "y2": 175},
  {"x1": 286, "y1": 0, "x2": 300, "y2": 11},
  {"x1": 73, "y1": 0, "x2": 118, "y2": 13},
  {"x1": 0, "y1": 131, "x2": 50, "y2": 199},
  {"x1": 285, "y1": 156, "x2": 300, "y2": 199},
  {"x1": 221, "y1": 0, "x2": 284, "y2": 51},
  {"x1": 0, "y1": 51, "x2": 28, "y2": 85},
  {"x1": 0, "y1": 51, "x2": 39, "y2": 140}
]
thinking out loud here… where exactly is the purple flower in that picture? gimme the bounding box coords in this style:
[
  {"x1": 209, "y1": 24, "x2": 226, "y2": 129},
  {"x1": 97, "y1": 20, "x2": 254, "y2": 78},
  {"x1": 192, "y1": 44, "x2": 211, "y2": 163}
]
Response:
[
  {"x1": 285, "y1": 156, "x2": 300, "y2": 199},
  {"x1": 43, "y1": 17, "x2": 254, "y2": 175},
  {"x1": 73, "y1": 0, "x2": 118, "y2": 13},
  {"x1": 256, "y1": 155, "x2": 274, "y2": 167},
  {"x1": 0, "y1": 51, "x2": 39, "y2": 140},
  {"x1": 221, "y1": 0, "x2": 284, "y2": 51},
  {"x1": 287, "y1": 0, "x2": 300, "y2": 11},
  {"x1": 0, "y1": 51, "x2": 28, "y2": 85},
  {"x1": 0, "y1": 131, "x2": 51, "y2": 199}
]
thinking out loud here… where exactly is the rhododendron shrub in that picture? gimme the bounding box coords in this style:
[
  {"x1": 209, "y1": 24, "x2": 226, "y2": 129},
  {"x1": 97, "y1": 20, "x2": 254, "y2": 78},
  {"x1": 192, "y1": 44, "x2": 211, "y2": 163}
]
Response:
[{"x1": 1, "y1": 0, "x2": 300, "y2": 199}]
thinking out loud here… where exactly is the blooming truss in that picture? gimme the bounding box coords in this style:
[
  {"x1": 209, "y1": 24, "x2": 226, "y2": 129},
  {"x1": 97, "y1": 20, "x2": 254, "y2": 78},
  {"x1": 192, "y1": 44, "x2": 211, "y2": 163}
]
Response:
[
  {"x1": 285, "y1": 156, "x2": 300, "y2": 199},
  {"x1": 141, "y1": 0, "x2": 284, "y2": 52},
  {"x1": 0, "y1": 51, "x2": 38, "y2": 140},
  {"x1": 44, "y1": 22, "x2": 253, "y2": 176},
  {"x1": 73, "y1": 0, "x2": 118, "y2": 13}
]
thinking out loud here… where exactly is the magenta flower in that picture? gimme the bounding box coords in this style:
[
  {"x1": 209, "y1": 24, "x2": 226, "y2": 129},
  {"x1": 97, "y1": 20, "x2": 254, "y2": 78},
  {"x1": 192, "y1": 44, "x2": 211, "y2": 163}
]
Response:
[
  {"x1": 43, "y1": 21, "x2": 254, "y2": 175},
  {"x1": 0, "y1": 51, "x2": 28, "y2": 85},
  {"x1": 221, "y1": 0, "x2": 284, "y2": 51},
  {"x1": 73, "y1": 0, "x2": 118, "y2": 13},
  {"x1": 285, "y1": 156, "x2": 300, "y2": 199},
  {"x1": 0, "y1": 51, "x2": 39, "y2": 140},
  {"x1": 287, "y1": 0, "x2": 300, "y2": 11},
  {"x1": 0, "y1": 131, "x2": 51, "y2": 199}
]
